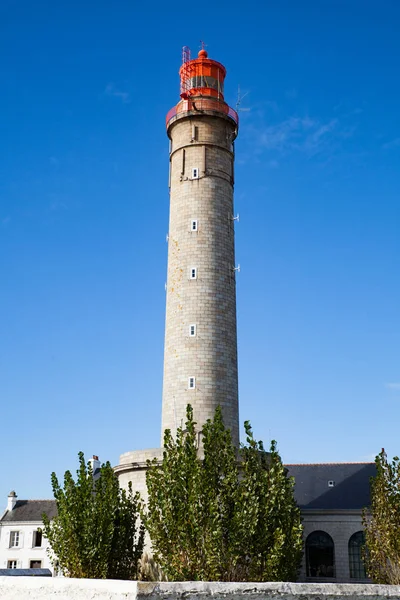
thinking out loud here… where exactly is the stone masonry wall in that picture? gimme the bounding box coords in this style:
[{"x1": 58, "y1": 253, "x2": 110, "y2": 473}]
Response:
[
  {"x1": 116, "y1": 449, "x2": 163, "y2": 506},
  {"x1": 1, "y1": 579, "x2": 400, "y2": 600},
  {"x1": 162, "y1": 113, "x2": 239, "y2": 446}
]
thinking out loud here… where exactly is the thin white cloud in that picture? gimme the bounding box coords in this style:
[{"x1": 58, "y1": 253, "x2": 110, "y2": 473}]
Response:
[
  {"x1": 382, "y1": 137, "x2": 400, "y2": 150},
  {"x1": 252, "y1": 116, "x2": 341, "y2": 156},
  {"x1": 303, "y1": 119, "x2": 339, "y2": 153},
  {"x1": 104, "y1": 83, "x2": 130, "y2": 104},
  {"x1": 268, "y1": 159, "x2": 279, "y2": 169},
  {"x1": 385, "y1": 383, "x2": 400, "y2": 391},
  {"x1": 238, "y1": 99, "x2": 359, "y2": 165},
  {"x1": 49, "y1": 200, "x2": 67, "y2": 211}
]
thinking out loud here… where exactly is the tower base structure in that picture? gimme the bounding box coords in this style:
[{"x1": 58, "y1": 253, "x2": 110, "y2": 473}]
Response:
[{"x1": 115, "y1": 448, "x2": 162, "y2": 506}]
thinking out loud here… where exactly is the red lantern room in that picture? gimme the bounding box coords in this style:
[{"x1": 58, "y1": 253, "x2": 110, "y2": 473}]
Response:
[
  {"x1": 179, "y1": 47, "x2": 226, "y2": 101},
  {"x1": 166, "y1": 46, "x2": 238, "y2": 130}
]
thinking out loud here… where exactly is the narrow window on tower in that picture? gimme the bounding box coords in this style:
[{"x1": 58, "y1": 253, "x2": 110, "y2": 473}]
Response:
[
  {"x1": 188, "y1": 377, "x2": 196, "y2": 390},
  {"x1": 189, "y1": 324, "x2": 197, "y2": 337},
  {"x1": 192, "y1": 167, "x2": 199, "y2": 179},
  {"x1": 191, "y1": 219, "x2": 198, "y2": 232},
  {"x1": 181, "y1": 149, "x2": 185, "y2": 175},
  {"x1": 190, "y1": 267, "x2": 197, "y2": 280}
]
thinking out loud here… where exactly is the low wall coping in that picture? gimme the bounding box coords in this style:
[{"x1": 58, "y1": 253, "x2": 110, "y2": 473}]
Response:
[{"x1": 1, "y1": 579, "x2": 400, "y2": 600}]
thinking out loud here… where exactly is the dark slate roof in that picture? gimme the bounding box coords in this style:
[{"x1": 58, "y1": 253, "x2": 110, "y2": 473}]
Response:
[
  {"x1": 0, "y1": 569, "x2": 52, "y2": 577},
  {"x1": 286, "y1": 462, "x2": 376, "y2": 510},
  {"x1": 1, "y1": 500, "x2": 57, "y2": 522}
]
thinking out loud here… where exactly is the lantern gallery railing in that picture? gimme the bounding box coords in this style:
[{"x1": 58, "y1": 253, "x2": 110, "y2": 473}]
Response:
[{"x1": 166, "y1": 99, "x2": 239, "y2": 129}]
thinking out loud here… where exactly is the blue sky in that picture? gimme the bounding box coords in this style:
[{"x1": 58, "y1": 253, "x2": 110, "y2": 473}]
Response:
[{"x1": 1, "y1": 0, "x2": 400, "y2": 503}]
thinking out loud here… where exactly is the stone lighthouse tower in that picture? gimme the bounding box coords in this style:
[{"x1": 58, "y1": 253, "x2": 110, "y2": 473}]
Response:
[
  {"x1": 162, "y1": 47, "x2": 240, "y2": 445},
  {"x1": 116, "y1": 47, "x2": 240, "y2": 491}
]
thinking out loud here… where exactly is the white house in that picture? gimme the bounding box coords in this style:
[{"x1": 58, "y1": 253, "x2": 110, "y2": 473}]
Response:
[
  {"x1": 0, "y1": 491, "x2": 57, "y2": 572},
  {"x1": 0, "y1": 457, "x2": 101, "y2": 575}
]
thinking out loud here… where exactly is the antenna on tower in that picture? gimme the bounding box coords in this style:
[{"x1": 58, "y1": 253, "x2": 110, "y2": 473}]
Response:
[{"x1": 236, "y1": 85, "x2": 250, "y2": 112}]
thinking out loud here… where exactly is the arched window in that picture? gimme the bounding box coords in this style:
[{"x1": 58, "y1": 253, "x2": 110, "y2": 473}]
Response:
[
  {"x1": 349, "y1": 531, "x2": 367, "y2": 579},
  {"x1": 306, "y1": 531, "x2": 335, "y2": 578}
]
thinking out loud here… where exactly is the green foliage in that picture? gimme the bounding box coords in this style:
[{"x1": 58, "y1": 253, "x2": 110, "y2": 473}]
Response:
[
  {"x1": 144, "y1": 405, "x2": 303, "y2": 581},
  {"x1": 42, "y1": 452, "x2": 145, "y2": 579},
  {"x1": 363, "y1": 449, "x2": 400, "y2": 584},
  {"x1": 238, "y1": 424, "x2": 303, "y2": 581}
]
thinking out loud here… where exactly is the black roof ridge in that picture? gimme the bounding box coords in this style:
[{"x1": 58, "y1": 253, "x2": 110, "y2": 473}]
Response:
[
  {"x1": 14, "y1": 499, "x2": 55, "y2": 502},
  {"x1": 285, "y1": 461, "x2": 375, "y2": 466}
]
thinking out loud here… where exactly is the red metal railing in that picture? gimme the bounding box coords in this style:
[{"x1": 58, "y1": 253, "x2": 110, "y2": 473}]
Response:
[
  {"x1": 166, "y1": 106, "x2": 177, "y2": 126},
  {"x1": 227, "y1": 107, "x2": 239, "y2": 124},
  {"x1": 166, "y1": 99, "x2": 238, "y2": 129}
]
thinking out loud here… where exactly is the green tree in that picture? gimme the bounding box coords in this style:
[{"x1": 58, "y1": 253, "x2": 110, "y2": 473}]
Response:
[
  {"x1": 144, "y1": 405, "x2": 303, "y2": 581},
  {"x1": 237, "y1": 425, "x2": 303, "y2": 581},
  {"x1": 42, "y1": 452, "x2": 145, "y2": 579},
  {"x1": 363, "y1": 449, "x2": 400, "y2": 584}
]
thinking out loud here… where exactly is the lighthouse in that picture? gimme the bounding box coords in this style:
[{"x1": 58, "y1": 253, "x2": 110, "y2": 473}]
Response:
[
  {"x1": 162, "y1": 47, "x2": 240, "y2": 445},
  {"x1": 117, "y1": 46, "x2": 240, "y2": 491}
]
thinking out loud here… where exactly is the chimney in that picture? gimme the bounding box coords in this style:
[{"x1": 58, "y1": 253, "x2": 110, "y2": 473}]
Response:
[
  {"x1": 7, "y1": 491, "x2": 17, "y2": 512},
  {"x1": 88, "y1": 455, "x2": 101, "y2": 474}
]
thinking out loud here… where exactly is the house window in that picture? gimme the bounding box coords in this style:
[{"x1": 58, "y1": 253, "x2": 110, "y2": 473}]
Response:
[
  {"x1": 30, "y1": 560, "x2": 42, "y2": 569},
  {"x1": 33, "y1": 530, "x2": 42, "y2": 548},
  {"x1": 191, "y1": 220, "x2": 198, "y2": 232},
  {"x1": 349, "y1": 531, "x2": 367, "y2": 579},
  {"x1": 9, "y1": 531, "x2": 20, "y2": 548},
  {"x1": 190, "y1": 267, "x2": 197, "y2": 280},
  {"x1": 189, "y1": 324, "x2": 197, "y2": 337},
  {"x1": 188, "y1": 377, "x2": 196, "y2": 389},
  {"x1": 306, "y1": 531, "x2": 335, "y2": 578},
  {"x1": 7, "y1": 560, "x2": 17, "y2": 569},
  {"x1": 192, "y1": 167, "x2": 199, "y2": 179}
]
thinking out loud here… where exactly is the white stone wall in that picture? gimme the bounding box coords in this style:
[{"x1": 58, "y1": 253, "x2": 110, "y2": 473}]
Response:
[
  {"x1": 0, "y1": 521, "x2": 54, "y2": 572},
  {"x1": 1, "y1": 579, "x2": 400, "y2": 600},
  {"x1": 299, "y1": 511, "x2": 366, "y2": 583},
  {"x1": 0, "y1": 577, "x2": 137, "y2": 599},
  {"x1": 162, "y1": 113, "x2": 239, "y2": 446}
]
